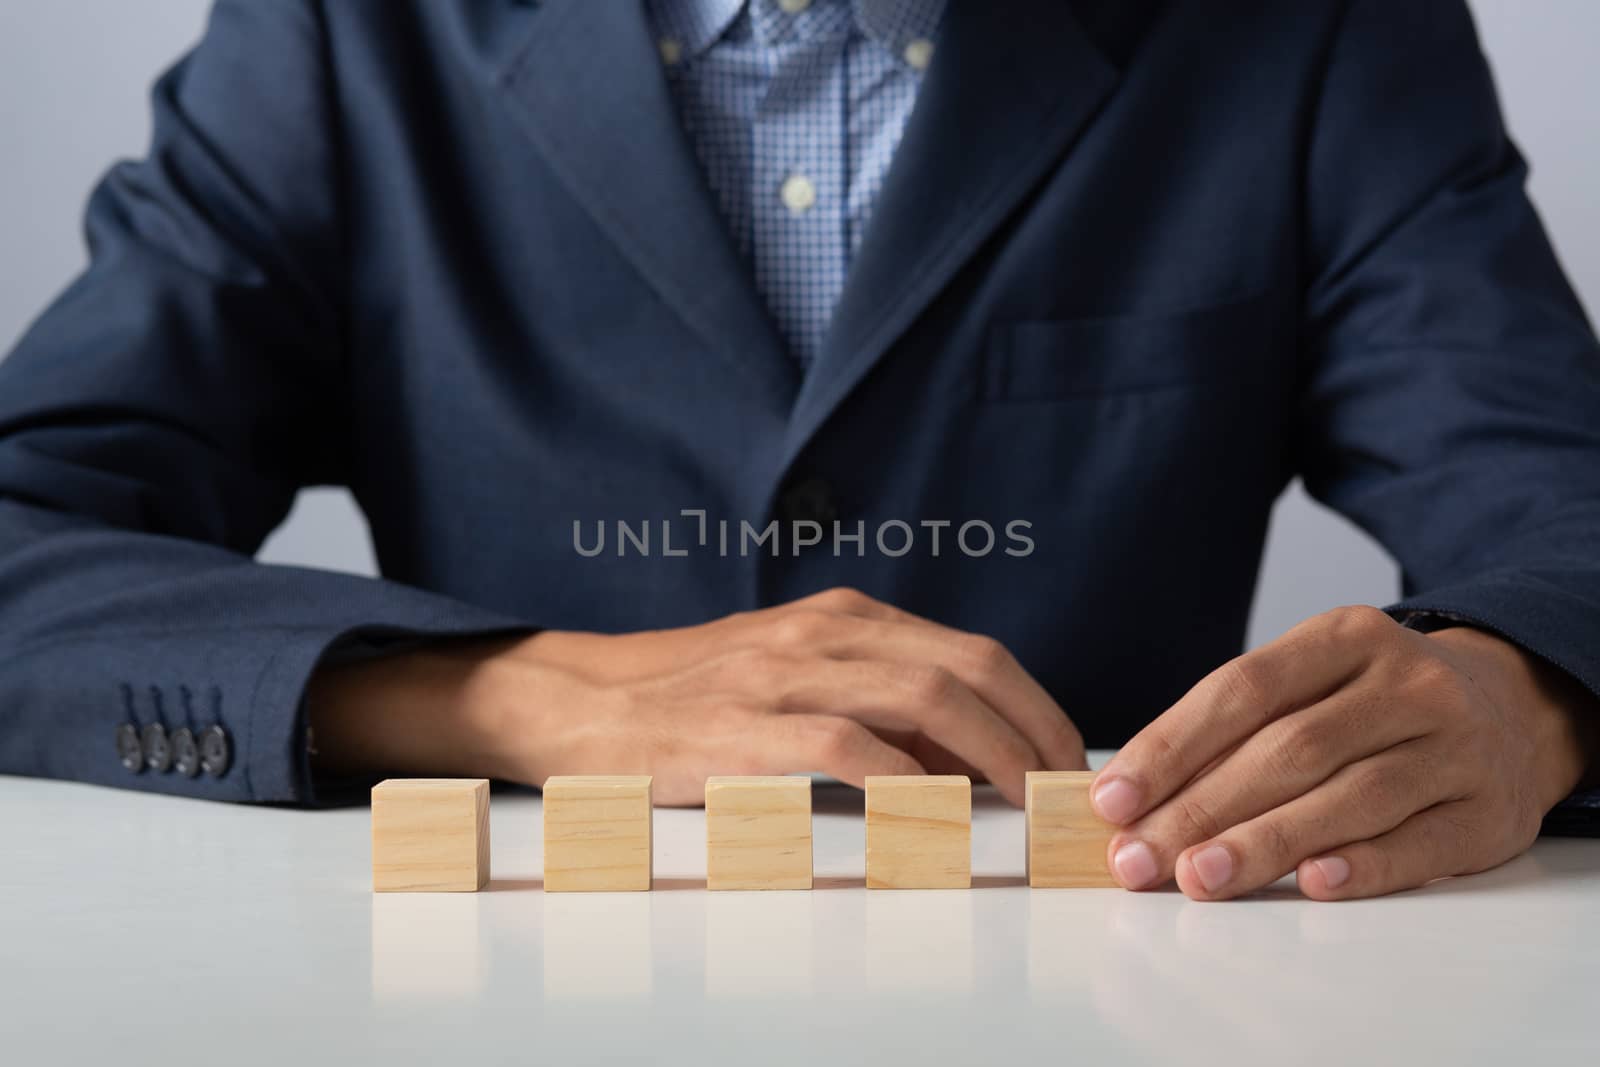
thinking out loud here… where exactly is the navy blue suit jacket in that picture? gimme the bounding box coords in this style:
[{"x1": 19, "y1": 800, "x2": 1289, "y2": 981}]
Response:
[{"x1": 3, "y1": 0, "x2": 1599, "y2": 804}]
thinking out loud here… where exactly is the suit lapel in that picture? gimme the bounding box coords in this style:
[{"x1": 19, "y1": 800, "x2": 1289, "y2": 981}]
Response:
[
  {"x1": 784, "y1": 0, "x2": 1123, "y2": 461},
  {"x1": 498, "y1": 0, "x2": 799, "y2": 412}
]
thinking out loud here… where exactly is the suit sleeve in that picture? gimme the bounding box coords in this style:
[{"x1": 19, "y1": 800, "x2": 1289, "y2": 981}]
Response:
[
  {"x1": 0, "y1": 0, "x2": 527, "y2": 804},
  {"x1": 1297, "y1": 0, "x2": 1600, "y2": 712}
]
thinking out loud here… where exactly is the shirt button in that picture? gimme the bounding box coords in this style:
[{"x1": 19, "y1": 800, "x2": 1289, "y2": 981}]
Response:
[
  {"x1": 779, "y1": 0, "x2": 811, "y2": 13},
  {"x1": 199, "y1": 725, "x2": 233, "y2": 778},
  {"x1": 170, "y1": 727, "x2": 202, "y2": 778},
  {"x1": 781, "y1": 174, "x2": 817, "y2": 215},
  {"x1": 658, "y1": 37, "x2": 682, "y2": 66},
  {"x1": 116, "y1": 723, "x2": 145, "y2": 774},
  {"x1": 142, "y1": 723, "x2": 173, "y2": 774},
  {"x1": 903, "y1": 38, "x2": 935, "y2": 71}
]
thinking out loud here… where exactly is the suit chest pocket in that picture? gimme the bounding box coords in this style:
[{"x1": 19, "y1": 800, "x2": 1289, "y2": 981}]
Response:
[{"x1": 982, "y1": 291, "x2": 1286, "y2": 402}]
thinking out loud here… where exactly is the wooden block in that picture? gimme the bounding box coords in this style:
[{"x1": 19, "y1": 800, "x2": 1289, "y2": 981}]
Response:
[
  {"x1": 1026, "y1": 771, "x2": 1118, "y2": 887},
  {"x1": 371, "y1": 778, "x2": 490, "y2": 892},
  {"x1": 543, "y1": 775, "x2": 653, "y2": 892},
  {"x1": 864, "y1": 775, "x2": 971, "y2": 889},
  {"x1": 705, "y1": 776, "x2": 813, "y2": 891}
]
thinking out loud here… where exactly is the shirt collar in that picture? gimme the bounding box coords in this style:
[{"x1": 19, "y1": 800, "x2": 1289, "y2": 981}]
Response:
[
  {"x1": 649, "y1": 0, "x2": 743, "y2": 61},
  {"x1": 851, "y1": 0, "x2": 945, "y2": 57},
  {"x1": 648, "y1": 0, "x2": 945, "y2": 64}
]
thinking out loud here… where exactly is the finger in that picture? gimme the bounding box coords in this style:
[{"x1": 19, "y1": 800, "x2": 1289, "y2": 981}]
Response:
[
  {"x1": 777, "y1": 714, "x2": 927, "y2": 787},
  {"x1": 862, "y1": 617, "x2": 1085, "y2": 771},
  {"x1": 787, "y1": 586, "x2": 908, "y2": 623},
  {"x1": 1093, "y1": 605, "x2": 1399, "y2": 826},
  {"x1": 871, "y1": 728, "x2": 984, "y2": 779},
  {"x1": 772, "y1": 659, "x2": 1041, "y2": 805},
  {"x1": 1295, "y1": 799, "x2": 1501, "y2": 901},
  {"x1": 1110, "y1": 683, "x2": 1429, "y2": 885},
  {"x1": 769, "y1": 600, "x2": 1087, "y2": 773},
  {"x1": 1162, "y1": 740, "x2": 1460, "y2": 900}
]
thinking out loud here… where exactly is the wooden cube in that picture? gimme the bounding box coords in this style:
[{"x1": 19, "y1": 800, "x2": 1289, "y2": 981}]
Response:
[
  {"x1": 1026, "y1": 771, "x2": 1118, "y2": 887},
  {"x1": 371, "y1": 778, "x2": 490, "y2": 892},
  {"x1": 864, "y1": 775, "x2": 971, "y2": 889},
  {"x1": 543, "y1": 775, "x2": 653, "y2": 892},
  {"x1": 705, "y1": 776, "x2": 813, "y2": 891}
]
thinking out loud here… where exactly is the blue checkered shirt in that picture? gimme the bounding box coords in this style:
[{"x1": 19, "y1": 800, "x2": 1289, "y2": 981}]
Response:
[{"x1": 647, "y1": 0, "x2": 946, "y2": 368}]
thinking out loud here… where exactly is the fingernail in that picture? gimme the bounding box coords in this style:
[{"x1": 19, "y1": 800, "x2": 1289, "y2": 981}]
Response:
[
  {"x1": 1311, "y1": 856, "x2": 1351, "y2": 891},
  {"x1": 1112, "y1": 841, "x2": 1158, "y2": 890},
  {"x1": 1092, "y1": 777, "x2": 1141, "y2": 824},
  {"x1": 1191, "y1": 845, "x2": 1234, "y2": 893}
]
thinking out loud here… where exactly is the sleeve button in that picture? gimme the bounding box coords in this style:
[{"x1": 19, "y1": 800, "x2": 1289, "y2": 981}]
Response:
[
  {"x1": 141, "y1": 723, "x2": 173, "y2": 773},
  {"x1": 199, "y1": 725, "x2": 232, "y2": 778},
  {"x1": 115, "y1": 724, "x2": 145, "y2": 774},
  {"x1": 170, "y1": 728, "x2": 201, "y2": 778}
]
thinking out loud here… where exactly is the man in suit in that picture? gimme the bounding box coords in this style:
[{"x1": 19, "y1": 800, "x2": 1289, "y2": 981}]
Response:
[{"x1": 1, "y1": 0, "x2": 1597, "y2": 901}]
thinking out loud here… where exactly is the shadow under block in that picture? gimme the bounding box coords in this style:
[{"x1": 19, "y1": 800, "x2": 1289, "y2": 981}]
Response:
[
  {"x1": 705, "y1": 776, "x2": 813, "y2": 891},
  {"x1": 371, "y1": 778, "x2": 491, "y2": 892},
  {"x1": 864, "y1": 775, "x2": 971, "y2": 889},
  {"x1": 543, "y1": 776, "x2": 654, "y2": 892},
  {"x1": 1026, "y1": 771, "x2": 1118, "y2": 887}
]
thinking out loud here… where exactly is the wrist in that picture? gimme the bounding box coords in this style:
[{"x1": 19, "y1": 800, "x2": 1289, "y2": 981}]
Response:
[
  {"x1": 304, "y1": 635, "x2": 546, "y2": 782},
  {"x1": 1428, "y1": 626, "x2": 1598, "y2": 804},
  {"x1": 455, "y1": 636, "x2": 614, "y2": 783}
]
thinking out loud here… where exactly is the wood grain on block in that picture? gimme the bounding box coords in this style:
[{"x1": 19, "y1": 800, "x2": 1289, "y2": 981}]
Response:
[
  {"x1": 371, "y1": 778, "x2": 490, "y2": 892},
  {"x1": 543, "y1": 775, "x2": 654, "y2": 892},
  {"x1": 705, "y1": 776, "x2": 813, "y2": 891},
  {"x1": 864, "y1": 775, "x2": 971, "y2": 889},
  {"x1": 1025, "y1": 771, "x2": 1118, "y2": 887}
]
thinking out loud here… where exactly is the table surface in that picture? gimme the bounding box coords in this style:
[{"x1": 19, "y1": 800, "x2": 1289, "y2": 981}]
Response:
[{"x1": 3, "y1": 758, "x2": 1599, "y2": 1067}]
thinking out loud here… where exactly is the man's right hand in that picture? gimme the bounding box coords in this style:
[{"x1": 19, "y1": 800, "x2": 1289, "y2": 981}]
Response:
[{"x1": 307, "y1": 587, "x2": 1086, "y2": 805}]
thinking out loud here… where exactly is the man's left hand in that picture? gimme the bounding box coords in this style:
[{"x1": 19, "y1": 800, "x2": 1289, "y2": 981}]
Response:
[{"x1": 1090, "y1": 606, "x2": 1598, "y2": 900}]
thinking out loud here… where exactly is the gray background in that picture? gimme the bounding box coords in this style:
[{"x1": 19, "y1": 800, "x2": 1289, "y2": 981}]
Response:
[{"x1": 1, "y1": 1, "x2": 1595, "y2": 648}]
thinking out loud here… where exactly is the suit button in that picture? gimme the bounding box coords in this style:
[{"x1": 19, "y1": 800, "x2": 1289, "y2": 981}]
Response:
[
  {"x1": 779, "y1": 477, "x2": 839, "y2": 527},
  {"x1": 116, "y1": 724, "x2": 144, "y2": 774},
  {"x1": 141, "y1": 723, "x2": 173, "y2": 773},
  {"x1": 199, "y1": 725, "x2": 232, "y2": 778},
  {"x1": 170, "y1": 728, "x2": 201, "y2": 778}
]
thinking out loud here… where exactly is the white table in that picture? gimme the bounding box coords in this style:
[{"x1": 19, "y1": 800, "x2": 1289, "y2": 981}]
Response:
[{"x1": 3, "y1": 766, "x2": 1598, "y2": 1066}]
